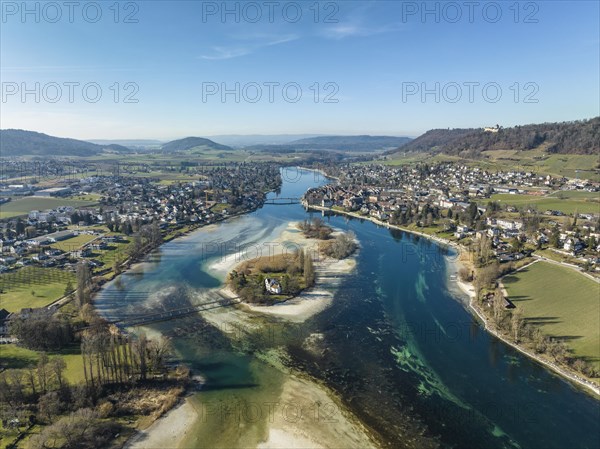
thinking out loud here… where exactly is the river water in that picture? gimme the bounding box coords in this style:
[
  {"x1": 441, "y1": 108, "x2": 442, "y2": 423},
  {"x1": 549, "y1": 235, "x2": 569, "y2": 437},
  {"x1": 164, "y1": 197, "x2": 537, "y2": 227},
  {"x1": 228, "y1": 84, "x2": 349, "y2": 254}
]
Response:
[{"x1": 95, "y1": 168, "x2": 599, "y2": 449}]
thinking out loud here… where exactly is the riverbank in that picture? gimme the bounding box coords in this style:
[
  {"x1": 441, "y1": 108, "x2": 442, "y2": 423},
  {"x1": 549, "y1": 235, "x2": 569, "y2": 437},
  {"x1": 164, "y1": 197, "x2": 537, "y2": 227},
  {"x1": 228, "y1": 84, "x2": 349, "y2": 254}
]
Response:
[
  {"x1": 307, "y1": 204, "x2": 461, "y2": 251},
  {"x1": 124, "y1": 397, "x2": 199, "y2": 449},
  {"x1": 298, "y1": 166, "x2": 340, "y2": 183},
  {"x1": 468, "y1": 287, "x2": 600, "y2": 396},
  {"x1": 307, "y1": 204, "x2": 600, "y2": 398}
]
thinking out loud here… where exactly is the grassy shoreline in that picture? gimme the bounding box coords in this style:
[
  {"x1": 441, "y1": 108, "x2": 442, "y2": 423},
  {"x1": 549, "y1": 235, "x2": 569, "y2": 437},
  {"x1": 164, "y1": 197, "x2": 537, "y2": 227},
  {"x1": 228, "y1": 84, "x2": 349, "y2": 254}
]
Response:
[{"x1": 307, "y1": 204, "x2": 600, "y2": 398}]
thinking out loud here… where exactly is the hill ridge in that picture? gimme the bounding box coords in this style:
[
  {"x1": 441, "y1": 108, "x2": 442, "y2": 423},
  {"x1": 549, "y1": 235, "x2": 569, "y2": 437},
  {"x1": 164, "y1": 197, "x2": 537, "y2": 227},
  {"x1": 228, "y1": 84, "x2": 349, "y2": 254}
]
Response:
[
  {"x1": 0, "y1": 129, "x2": 132, "y2": 157},
  {"x1": 387, "y1": 118, "x2": 600, "y2": 157}
]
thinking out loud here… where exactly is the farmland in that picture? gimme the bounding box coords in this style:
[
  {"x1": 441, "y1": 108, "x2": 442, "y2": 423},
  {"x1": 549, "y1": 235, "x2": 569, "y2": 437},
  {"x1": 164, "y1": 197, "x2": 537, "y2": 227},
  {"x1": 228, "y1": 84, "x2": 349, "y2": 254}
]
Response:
[
  {"x1": 479, "y1": 150, "x2": 600, "y2": 181},
  {"x1": 385, "y1": 149, "x2": 600, "y2": 181},
  {"x1": 49, "y1": 233, "x2": 99, "y2": 252},
  {"x1": 0, "y1": 197, "x2": 97, "y2": 219},
  {"x1": 490, "y1": 192, "x2": 599, "y2": 214},
  {"x1": 0, "y1": 267, "x2": 75, "y2": 313},
  {"x1": 502, "y1": 261, "x2": 600, "y2": 371}
]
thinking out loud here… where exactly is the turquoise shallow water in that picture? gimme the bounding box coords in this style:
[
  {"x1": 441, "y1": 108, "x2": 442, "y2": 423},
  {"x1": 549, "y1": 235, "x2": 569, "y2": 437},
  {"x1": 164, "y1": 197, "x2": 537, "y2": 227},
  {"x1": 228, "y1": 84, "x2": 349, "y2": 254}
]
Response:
[{"x1": 96, "y1": 168, "x2": 600, "y2": 449}]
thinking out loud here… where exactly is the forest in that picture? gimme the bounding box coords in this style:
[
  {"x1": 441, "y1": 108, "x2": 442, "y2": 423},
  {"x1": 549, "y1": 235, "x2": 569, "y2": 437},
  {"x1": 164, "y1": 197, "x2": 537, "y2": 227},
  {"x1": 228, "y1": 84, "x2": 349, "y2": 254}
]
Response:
[{"x1": 391, "y1": 117, "x2": 600, "y2": 156}]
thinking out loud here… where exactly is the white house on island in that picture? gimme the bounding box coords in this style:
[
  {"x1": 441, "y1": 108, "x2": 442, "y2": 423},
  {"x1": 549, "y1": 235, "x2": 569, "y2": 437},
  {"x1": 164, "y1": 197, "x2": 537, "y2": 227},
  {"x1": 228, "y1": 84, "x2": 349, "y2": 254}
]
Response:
[{"x1": 265, "y1": 278, "x2": 282, "y2": 294}]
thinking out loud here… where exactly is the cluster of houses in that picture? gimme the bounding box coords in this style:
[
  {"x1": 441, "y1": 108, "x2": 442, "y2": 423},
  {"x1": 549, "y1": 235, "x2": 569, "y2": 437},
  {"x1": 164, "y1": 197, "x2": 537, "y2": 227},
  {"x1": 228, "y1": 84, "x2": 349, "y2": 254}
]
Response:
[
  {"x1": 0, "y1": 163, "x2": 282, "y2": 274},
  {"x1": 303, "y1": 163, "x2": 600, "y2": 268},
  {"x1": 0, "y1": 228, "x2": 124, "y2": 273}
]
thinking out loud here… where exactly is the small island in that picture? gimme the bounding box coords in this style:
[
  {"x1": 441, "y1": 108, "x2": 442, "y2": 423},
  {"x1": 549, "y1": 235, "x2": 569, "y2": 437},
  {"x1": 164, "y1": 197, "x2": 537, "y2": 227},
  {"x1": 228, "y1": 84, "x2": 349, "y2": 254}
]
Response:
[{"x1": 228, "y1": 219, "x2": 357, "y2": 305}]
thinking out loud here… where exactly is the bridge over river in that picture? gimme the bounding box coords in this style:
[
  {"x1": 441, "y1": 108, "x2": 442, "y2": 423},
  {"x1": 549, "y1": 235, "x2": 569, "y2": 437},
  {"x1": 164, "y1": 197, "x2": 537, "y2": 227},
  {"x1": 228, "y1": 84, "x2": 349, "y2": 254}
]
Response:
[
  {"x1": 101, "y1": 291, "x2": 241, "y2": 328},
  {"x1": 263, "y1": 197, "x2": 302, "y2": 205}
]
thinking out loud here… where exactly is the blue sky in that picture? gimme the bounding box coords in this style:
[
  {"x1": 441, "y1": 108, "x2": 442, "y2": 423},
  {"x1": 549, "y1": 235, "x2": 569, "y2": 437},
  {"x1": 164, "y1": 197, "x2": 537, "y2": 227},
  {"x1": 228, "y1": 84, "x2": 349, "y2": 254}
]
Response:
[{"x1": 1, "y1": 1, "x2": 598, "y2": 140}]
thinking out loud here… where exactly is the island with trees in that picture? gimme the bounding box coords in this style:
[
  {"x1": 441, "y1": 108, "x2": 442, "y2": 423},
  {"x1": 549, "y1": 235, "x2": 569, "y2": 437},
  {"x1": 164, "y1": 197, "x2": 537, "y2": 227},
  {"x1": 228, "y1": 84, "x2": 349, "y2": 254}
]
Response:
[{"x1": 227, "y1": 219, "x2": 357, "y2": 305}]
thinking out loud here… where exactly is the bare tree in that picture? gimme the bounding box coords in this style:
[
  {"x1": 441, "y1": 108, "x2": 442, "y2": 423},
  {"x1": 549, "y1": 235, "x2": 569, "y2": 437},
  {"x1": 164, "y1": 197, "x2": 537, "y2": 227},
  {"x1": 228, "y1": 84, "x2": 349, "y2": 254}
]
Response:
[
  {"x1": 146, "y1": 337, "x2": 172, "y2": 374},
  {"x1": 24, "y1": 367, "x2": 38, "y2": 397},
  {"x1": 76, "y1": 262, "x2": 93, "y2": 307},
  {"x1": 133, "y1": 332, "x2": 148, "y2": 381},
  {"x1": 511, "y1": 308, "x2": 524, "y2": 342},
  {"x1": 50, "y1": 358, "x2": 67, "y2": 389},
  {"x1": 303, "y1": 254, "x2": 315, "y2": 287},
  {"x1": 37, "y1": 353, "x2": 51, "y2": 394},
  {"x1": 37, "y1": 391, "x2": 64, "y2": 423},
  {"x1": 493, "y1": 289, "x2": 505, "y2": 325}
]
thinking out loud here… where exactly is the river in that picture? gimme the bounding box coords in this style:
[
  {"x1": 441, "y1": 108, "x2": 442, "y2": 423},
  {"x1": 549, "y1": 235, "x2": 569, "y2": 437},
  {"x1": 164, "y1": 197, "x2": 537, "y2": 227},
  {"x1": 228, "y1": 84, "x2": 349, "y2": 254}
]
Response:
[{"x1": 95, "y1": 167, "x2": 599, "y2": 449}]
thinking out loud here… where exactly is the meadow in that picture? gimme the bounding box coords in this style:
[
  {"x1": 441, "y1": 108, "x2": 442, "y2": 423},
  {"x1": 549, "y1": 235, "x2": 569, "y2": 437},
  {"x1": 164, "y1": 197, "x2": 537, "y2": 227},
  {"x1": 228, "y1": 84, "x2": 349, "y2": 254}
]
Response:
[
  {"x1": 0, "y1": 197, "x2": 97, "y2": 219},
  {"x1": 385, "y1": 149, "x2": 600, "y2": 182},
  {"x1": 0, "y1": 344, "x2": 85, "y2": 384},
  {"x1": 478, "y1": 150, "x2": 600, "y2": 181},
  {"x1": 490, "y1": 193, "x2": 599, "y2": 214},
  {"x1": 49, "y1": 233, "x2": 99, "y2": 252},
  {"x1": 0, "y1": 267, "x2": 75, "y2": 312},
  {"x1": 502, "y1": 261, "x2": 600, "y2": 370}
]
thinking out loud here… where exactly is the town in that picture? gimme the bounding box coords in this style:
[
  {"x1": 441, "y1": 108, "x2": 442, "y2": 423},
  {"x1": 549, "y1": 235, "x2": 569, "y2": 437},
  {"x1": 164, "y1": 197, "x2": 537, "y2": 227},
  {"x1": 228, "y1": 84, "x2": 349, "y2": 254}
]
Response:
[
  {"x1": 0, "y1": 163, "x2": 280, "y2": 268},
  {"x1": 0, "y1": 162, "x2": 281, "y2": 333},
  {"x1": 303, "y1": 162, "x2": 600, "y2": 271},
  {"x1": 301, "y1": 161, "x2": 600, "y2": 391}
]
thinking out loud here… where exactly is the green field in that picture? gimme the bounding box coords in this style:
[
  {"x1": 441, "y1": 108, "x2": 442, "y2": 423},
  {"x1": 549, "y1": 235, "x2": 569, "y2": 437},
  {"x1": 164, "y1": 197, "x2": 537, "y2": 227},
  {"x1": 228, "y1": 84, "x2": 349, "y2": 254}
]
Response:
[
  {"x1": 80, "y1": 148, "x2": 303, "y2": 166},
  {"x1": 503, "y1": 261, "x2": 600, "y2": 370},
  {"x1": 384, "y1": 148, "x2": 600, "y2": 182},
  {"x1": 382, "y1": 153, "x2": 461, "y2": 166},
  {"x1": 546, "y1": 190, "x2": 600, "y2": 200},
  {"x1": 0, "y1": 267, "x2": 75, "y2": 312},
  {"x1": 50, "y1": 234, "x2": 99, "y2": 252},
  {"x1": 92, "y1": 239, "x2": 131, "y2": 279},
  {"x1": 534, "y1": 154, "x2": 600, "y2": 181},
  {"x1": 490, "y1": 193, "x2": 599, "y2": 215},
  {"x1": 0, "y1": 197, "x2": 97, "y2": 219},
  {"x1": 480, "y1": 149, "x2": 600, "y2": 181},
  {"x1": 0, "y1": 344, "x2": 85, "y2": 383},
  {"x1": 210, "y1": 203, "x2": 229, "y2": 213}
]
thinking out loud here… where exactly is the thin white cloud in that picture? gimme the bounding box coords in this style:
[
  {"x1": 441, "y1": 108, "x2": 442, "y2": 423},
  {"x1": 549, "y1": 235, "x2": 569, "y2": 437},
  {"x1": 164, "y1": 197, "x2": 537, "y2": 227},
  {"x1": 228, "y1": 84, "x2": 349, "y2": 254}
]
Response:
[
  {"x1": 200, "y1": 47, "x2": 253, "y2": 60},
  {"x1": 320, "y1": 22, "x2": 401, "y2": 40},
  {"x1": 200, "y1": 34, "x2": 299, "y2": 60}
]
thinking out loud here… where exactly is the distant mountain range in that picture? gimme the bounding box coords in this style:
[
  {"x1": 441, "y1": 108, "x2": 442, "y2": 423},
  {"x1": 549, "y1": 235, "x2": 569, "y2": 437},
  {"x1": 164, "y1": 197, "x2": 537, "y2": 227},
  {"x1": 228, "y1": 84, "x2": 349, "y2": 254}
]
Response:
[
  {"x1": 0, "y1": 131, "x2": 410, "y2": 156},
  {"x1": 88, "y1": 139, "x2": 164, "y2": 149},
  {"x1": 0, "y1": 132, "x2": 233, "y2": 156},
  {"x1": 207, "y1": 134, "x2": 327, "y2": 147},
  {"x1": 0, "y1": 129, "x2": 132, "y2": 157},
  {"x1": 8, "y1": 120, "x2": 593, "y2": 160},
  {"x1": 246, "y1": 135, "x2": 412, "y2": 152},
  {"x1": 387, "y1": 118, "x2": 600, "y2": 157}
]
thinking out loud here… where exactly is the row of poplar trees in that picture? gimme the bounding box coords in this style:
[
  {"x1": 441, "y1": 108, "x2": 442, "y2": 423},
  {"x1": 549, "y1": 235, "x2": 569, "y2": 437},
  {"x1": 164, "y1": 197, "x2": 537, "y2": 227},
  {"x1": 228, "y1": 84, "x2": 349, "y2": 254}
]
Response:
[{"x1": 80, "y1": 319, "x2": 171, "y2": 387}]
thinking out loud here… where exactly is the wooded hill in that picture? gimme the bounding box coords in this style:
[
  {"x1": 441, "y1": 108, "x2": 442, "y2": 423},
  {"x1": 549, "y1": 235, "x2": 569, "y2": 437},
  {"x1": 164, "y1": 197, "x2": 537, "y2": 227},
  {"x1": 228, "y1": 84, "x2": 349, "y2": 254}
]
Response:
[
  {"x1": 388, "y1": 118, "x2": 600, "y2": 157},
  {"x1": 159, "y1": 136, "x2": 233, "y2": 152},
  {"x1": 0, "y1": 129, "x2": 132, "y2": 157}
]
